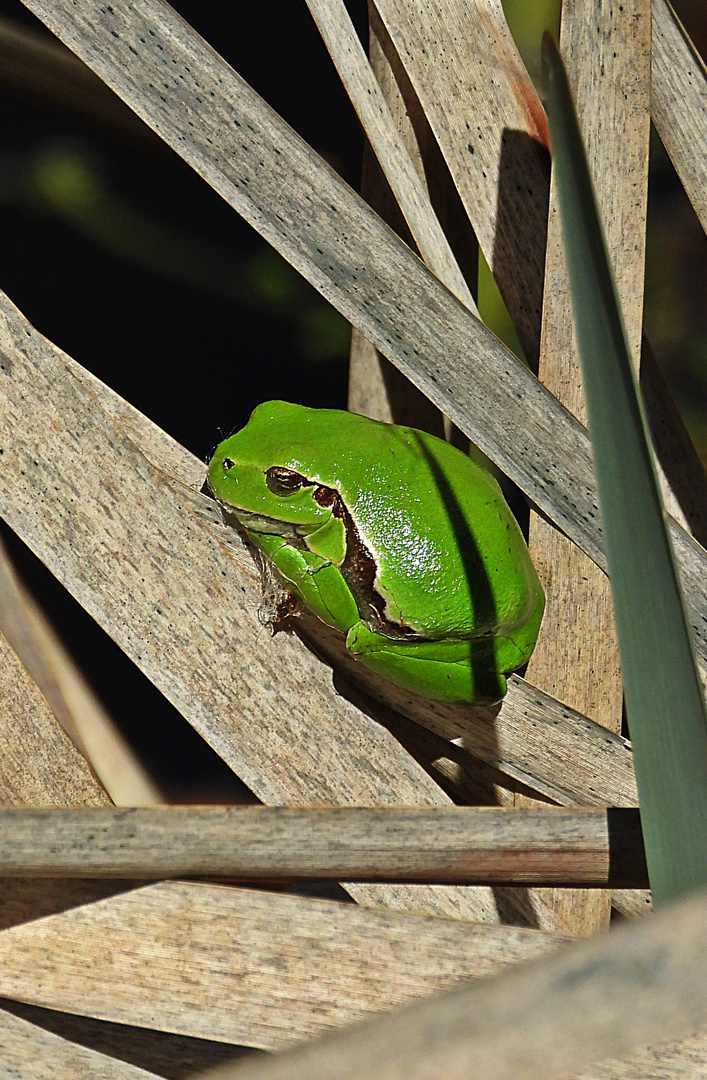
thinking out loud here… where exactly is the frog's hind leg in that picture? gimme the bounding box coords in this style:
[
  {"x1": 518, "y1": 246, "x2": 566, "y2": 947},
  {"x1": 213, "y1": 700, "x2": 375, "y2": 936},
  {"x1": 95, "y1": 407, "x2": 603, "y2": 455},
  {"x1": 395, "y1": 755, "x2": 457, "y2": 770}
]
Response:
[
  {"x1": 346, "y1": 623, "x2": 507, "y2": 704},
  {"x1": 494, "y1": 595, "x2": 546, "y2": 673}
]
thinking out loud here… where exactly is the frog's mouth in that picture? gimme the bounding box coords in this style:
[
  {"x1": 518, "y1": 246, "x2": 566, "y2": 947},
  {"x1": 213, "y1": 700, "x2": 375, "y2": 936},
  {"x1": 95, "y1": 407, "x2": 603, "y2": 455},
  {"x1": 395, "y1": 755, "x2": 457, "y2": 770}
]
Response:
[{"x1": 214, "y1": 499, "x2": 305, "y2": 542}]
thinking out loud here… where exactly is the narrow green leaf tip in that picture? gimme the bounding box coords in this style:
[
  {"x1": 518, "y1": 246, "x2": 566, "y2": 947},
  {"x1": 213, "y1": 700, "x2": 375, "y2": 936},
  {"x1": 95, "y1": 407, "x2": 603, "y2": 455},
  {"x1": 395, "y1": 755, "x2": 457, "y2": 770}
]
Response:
[{"x1": 541, "y1": 33, "x2": 707, "y2": 906}]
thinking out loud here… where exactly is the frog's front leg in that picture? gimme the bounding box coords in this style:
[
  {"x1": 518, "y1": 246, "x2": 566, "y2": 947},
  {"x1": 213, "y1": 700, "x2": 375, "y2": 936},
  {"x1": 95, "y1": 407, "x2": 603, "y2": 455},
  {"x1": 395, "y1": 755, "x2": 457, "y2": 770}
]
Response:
[
  {"x1": 346, "y1": 622, "x2": 507, "y2": 704},
  {"x1": 248, "y1": 530, "x2": 359, "y2": 633}
]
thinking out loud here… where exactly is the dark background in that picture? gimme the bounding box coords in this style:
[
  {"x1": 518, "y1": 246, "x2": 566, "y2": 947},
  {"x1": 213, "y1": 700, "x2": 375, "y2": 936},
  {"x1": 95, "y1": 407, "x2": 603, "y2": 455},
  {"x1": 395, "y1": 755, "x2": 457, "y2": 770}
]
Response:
[
  {"x1": 0, "y1": 0, "x2": 705, "y2": 798},
  {"x1": 0, "y1": 0, "x2": 367, "y2": 799},
  {"x1": 0, "y1": 0, "x2": 369, "y2": 449}
]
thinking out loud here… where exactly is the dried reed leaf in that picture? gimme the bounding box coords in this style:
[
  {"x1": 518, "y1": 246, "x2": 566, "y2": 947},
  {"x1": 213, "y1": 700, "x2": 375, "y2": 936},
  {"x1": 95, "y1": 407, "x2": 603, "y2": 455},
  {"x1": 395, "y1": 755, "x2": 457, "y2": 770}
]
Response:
[
  {"x1": 0, "y1": 1006, "x2": 160, "y2": 1075},
  {"x1": 306, "y1": 0, "x2": 477, "y2": 313},
  {"x1": 572, "y1": 1033, "x2": 707, "y2": 1078},
  {"x1": 0, "y1": 534, "x2": 162, "y2": 807},
  {"x1": 651, "y1": 0, "x2": 707, "y2": 233},
  {"x1": 190, "y1": 886, "x2": 707, "y2": 1080},
  {"x1": 0, "y1": 1002, "x2": 250, "y2": 1077},
  {"x1": 0, "y1": 622, "x2": 110, "y2": 808},
  {"x1": 0, "y1": 1004, "x2": 160, "y2": 1078},
  {"x1": 0, "y1": 880, "x2": 562, "y2": 1051},
  {"x1": 370, "y1": 0, "x2": 549, "y2": 364},
  {"x1": 0, "y1": 533, "x2": 111, "y2": 809},
  {"x1": 0, "y1": 806, "x2": 648, "y2": 887}
]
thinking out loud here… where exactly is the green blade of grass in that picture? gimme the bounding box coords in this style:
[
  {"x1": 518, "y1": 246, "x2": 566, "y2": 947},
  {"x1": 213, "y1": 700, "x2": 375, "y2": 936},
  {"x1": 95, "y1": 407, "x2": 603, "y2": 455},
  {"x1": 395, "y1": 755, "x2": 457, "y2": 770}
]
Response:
[{"x1": 541, "y1": 33, "x2": 707, "y2": 906}]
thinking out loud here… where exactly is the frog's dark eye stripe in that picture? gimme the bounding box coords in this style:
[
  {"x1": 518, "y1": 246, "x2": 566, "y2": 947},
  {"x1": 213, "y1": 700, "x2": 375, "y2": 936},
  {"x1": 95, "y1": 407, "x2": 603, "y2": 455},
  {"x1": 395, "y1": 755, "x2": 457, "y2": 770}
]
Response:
[
  {"x1": 222, "y1": 458, "x2": 235, "y2": 471},
  {"x1": 265, "y1": 466, "x2": 310, "y2": 496},
  {"x1": 313, "y1": 485, "x2": 337, "y2": 509}
]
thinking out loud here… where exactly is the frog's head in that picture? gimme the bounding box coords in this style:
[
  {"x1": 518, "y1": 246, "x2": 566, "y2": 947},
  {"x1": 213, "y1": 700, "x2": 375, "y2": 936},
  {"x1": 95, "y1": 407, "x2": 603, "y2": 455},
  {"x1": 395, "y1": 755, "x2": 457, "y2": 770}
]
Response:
[{"x1": 206, "y1": 401, "x2": 336, "y2": 538}]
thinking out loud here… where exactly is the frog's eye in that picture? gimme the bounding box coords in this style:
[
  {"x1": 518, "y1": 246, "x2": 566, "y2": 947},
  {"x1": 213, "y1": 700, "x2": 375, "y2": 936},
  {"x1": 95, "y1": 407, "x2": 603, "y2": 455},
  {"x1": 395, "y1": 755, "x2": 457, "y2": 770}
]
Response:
[
  {"x1": 222, "y1": 458, "x2": 235, "y2": 471},
  {"x1": 266, "y1": 466, "x2": 309, "y2": 496}
]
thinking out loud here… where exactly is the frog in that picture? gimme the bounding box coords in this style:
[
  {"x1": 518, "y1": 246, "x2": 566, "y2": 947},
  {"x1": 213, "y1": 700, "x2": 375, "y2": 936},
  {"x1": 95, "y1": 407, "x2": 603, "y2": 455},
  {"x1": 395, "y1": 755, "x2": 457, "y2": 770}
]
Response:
[{"x1": 206, "y1": 400, "x2": 544, "y2": 703}]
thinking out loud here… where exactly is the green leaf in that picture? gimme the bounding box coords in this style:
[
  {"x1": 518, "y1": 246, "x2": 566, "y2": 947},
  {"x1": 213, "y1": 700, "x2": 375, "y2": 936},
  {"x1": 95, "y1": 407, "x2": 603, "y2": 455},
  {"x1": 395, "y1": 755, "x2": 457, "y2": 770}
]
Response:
[{"x1": 541, "y1": 33, "x2": 707, "y2": 906}]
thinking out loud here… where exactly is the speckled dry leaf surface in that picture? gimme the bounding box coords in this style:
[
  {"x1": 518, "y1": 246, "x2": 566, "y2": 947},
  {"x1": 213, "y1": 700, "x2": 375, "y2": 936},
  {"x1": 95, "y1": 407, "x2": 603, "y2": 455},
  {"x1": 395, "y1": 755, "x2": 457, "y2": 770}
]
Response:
[
  {"x1": 0, "y1": 806, "x2": 648, "y2": 887},
  {"x1": 187, "y1": 889, "x2": 707, "y2": 1080},
  {"x1": 0, "y1": 880, "x2": 563, "y2": 1052},
  {"x1": 0, "y1": 1001, "x2": 254, "y2": 1079},
  {"x1": 0, "y1": 532, "x2": 162, "y2": 807},
  {"x1": 571, "y1": 1033, "x2": 707, "y2": 1080},
  {"x1": 305, "y1": 0, "x2": 477, "y2": 314},
  {"x1": 0, "y1": 504, "x2": 167, "y2": 1070},
  {"x1": 0, "y1": 1005, "x2": 161, "y2": 1080},
  {"x1": 651, "y1": 0, "x2": 707, "y2": 234},
  {"x1": 0, "y1": 626, "x2": 110, "y2": 810},
  {"x1": 3, "y1": 880, "x2": 700, "y2": 1079},
  {"x1": 369, "y1": 0, "x2": 550, "y2": 365}
]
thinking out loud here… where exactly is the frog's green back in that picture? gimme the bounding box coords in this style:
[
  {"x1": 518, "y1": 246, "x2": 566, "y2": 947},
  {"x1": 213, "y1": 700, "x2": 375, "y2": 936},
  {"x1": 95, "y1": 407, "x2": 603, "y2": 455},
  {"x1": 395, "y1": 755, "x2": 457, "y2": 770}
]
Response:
[{"x1": 229, "y1": 401, "x2": 543, "y2": 654}]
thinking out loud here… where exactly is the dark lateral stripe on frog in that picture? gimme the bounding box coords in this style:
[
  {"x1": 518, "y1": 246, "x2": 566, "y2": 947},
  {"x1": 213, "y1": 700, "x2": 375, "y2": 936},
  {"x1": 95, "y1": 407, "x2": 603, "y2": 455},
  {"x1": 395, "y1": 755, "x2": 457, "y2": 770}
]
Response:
[
  {"x1": 314, "y1": 481, "x2": 418, "y2": 640},
  {"x1": 262, "y1": 469, "x2": 419, "y2": 640}
]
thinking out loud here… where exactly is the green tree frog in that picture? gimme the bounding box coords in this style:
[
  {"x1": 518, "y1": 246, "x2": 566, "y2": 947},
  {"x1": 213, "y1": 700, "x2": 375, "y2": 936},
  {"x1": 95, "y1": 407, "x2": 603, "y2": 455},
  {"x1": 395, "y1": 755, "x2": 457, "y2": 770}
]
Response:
[{"x1": 207, "y1": 401, "x2": 544, "y2": 703}]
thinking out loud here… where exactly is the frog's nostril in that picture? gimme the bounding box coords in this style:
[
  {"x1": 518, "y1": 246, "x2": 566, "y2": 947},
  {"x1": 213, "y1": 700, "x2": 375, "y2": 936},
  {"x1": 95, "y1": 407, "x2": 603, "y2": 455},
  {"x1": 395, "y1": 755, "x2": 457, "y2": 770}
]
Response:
[{"x1": 223, "y1": 458, "x2": 235, "y2": 471}]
